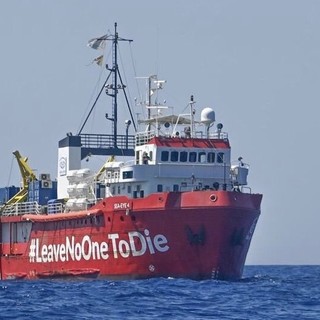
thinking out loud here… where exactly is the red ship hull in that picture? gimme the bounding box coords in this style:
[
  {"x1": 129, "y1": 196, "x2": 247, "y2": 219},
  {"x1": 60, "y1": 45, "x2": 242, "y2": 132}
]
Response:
[{"x1": 0, "y1": 190, "x2": 262, "y2": 280}]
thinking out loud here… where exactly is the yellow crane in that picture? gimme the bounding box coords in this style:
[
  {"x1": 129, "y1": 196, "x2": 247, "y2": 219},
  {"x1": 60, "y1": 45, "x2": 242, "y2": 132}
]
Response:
[
  {"x1": 3, "y1": 151, "x2": 37, "y2": 207},
  {"x1": 95, "y1": 155, "x2": 115, "y2": 181}
]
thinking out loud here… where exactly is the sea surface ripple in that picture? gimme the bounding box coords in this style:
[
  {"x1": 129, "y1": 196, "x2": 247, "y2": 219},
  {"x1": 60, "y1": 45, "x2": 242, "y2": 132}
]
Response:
[{"x1": 0, "y1": 266, "x2": 319, "y2": 319}]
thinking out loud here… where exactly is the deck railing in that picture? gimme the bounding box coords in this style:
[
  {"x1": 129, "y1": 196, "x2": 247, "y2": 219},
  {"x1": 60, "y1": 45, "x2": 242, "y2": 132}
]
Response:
[
  {"x1": 80, "y1": 133, "x2": 135, "y2": 149},
  {"x1": 1, "y1": 201, "x2": 42, "y2": 216}
]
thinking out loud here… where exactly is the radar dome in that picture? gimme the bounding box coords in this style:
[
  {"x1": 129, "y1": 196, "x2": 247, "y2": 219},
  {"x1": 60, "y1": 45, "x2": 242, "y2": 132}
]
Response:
[{"x1": 201, "y1": 107, "x2": 215, "y2": 125}]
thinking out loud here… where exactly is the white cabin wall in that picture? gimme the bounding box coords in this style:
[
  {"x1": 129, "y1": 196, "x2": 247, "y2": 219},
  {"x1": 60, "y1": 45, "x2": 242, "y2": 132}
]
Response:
[{"x1": 57, "y1": 145, "x2": 81, "y2": 199}]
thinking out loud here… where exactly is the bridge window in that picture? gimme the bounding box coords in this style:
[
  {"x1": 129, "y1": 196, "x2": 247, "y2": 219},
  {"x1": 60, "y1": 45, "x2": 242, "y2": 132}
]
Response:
[
  {"x1": 180, "y1": 151, "x2": 188, "y2": 162},
  {"x1": 123, "y1": 171, "x2": 133, "y2": 179},
  {"x1": 173, "y1": 184, "x2": 179, "y2": 191},
  {"x1": 207, "y1": 152, "x2": 215, "y2": 163},
  {"x1": 170, "y1": 151, "x2": 179, "y2": 162},
  {"x1": 161, "y1": 151, "x2": 169, "y2": 162},
  {"x1": 157, "y1": 184, "x2": 163, "y2": 192},
  {"x1": 198, "y1": 152, "x2": 206, "y2": 163},
  {"x1": 217, "y1": 152, "x2": 224, "y2": 163},
  {"x1": 127, "y1": 185, "x2": 132, "y2": 193},
  {"x1": 189, "y1": 152, "x2": 197, "y2": 162}
]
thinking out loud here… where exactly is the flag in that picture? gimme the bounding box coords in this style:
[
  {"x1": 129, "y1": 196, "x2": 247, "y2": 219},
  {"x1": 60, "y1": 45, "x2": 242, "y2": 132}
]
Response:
[
  {"x1": 93, "y1": 55, "x2": 104, "y2": 66},
  {"x1": 87, "y1": 34, "x2": 108, "y2": 50}
]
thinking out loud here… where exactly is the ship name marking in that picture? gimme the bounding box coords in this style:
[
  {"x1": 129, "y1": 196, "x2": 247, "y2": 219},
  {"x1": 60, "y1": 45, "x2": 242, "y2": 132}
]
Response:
[
  {"x1": 28, "y1": 229, "x2": 169, "y2": 264},
  {"x1": 114, "y1": 202, "x2": 130, "y2": 210}
]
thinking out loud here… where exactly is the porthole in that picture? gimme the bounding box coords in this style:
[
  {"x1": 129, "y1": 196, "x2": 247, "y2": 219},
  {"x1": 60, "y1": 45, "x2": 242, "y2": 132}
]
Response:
[{"x1": 210, "y1": 194, "x2": 218, "y2": 202}]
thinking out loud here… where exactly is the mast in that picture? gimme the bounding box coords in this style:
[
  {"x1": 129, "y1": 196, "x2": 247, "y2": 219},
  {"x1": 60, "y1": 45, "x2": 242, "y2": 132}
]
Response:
[
  {"x1": 73, "y1": 23, "x2": 136, "y2": 158},
  {"x1": 105, "y1": 22, "x2": 135, "y2": 148},
  {"x1": 190, "y1": 95, "x2": 195, "y2": 138},
  {"x1": 112, "y1": 23, "x2": 119, "y2": 147},
  {"x1": 148, "y1": 76, "x2": 152, "y2": 132},
  {"x1": 138, "y1": 74, "x2": 166, "y2": 133}
]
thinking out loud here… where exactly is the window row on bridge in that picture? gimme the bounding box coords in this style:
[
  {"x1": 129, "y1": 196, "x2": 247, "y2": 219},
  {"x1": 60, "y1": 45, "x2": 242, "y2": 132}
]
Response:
[{"x1": 160, "y1": 151, "x2": 224, "y2": 163}]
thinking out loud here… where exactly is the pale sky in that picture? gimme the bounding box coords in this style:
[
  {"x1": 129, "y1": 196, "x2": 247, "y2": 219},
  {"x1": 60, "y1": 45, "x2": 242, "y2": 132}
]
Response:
[{"x1": 1, "y1": 0, "x2": 319, "y2": 265}]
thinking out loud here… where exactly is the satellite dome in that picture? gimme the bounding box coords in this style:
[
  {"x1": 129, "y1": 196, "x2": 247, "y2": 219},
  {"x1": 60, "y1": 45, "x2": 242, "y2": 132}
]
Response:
[{"x1": 201, "y1": 107, "x2": 215, "y2": 125}]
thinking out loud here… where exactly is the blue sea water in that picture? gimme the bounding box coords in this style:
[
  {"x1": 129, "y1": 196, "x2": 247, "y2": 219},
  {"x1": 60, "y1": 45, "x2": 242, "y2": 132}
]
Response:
[{"x1": 0, "y1": 266, "x2": 319, "y2": 319}]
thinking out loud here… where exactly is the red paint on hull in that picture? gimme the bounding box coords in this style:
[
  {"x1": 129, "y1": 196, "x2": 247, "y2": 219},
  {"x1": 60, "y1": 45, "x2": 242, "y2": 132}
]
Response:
[
  {"x1": 0, "y1": 191, "x2": 262, "y2": 280},
  {"x1": 149, "y1": 136, "x2": 230, "y2": 149}
]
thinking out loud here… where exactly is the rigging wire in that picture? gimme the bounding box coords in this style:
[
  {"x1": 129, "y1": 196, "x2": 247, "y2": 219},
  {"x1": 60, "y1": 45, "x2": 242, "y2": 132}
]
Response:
[
  {"x1": 129, "y1": 42, "x2": 146, "y2": 125},
  {"x1": 155, "y1": 26, "x2": 159, "y2": 84},
  {"x1": 129, "y1": 42, "x2": 142, "y2": 104},
  {"x1": 77, "y1": 47, "x2": 112, "y2": 134},
  {"x1": 118, "y1": 44, "x2": 137, "y2": 131}
]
